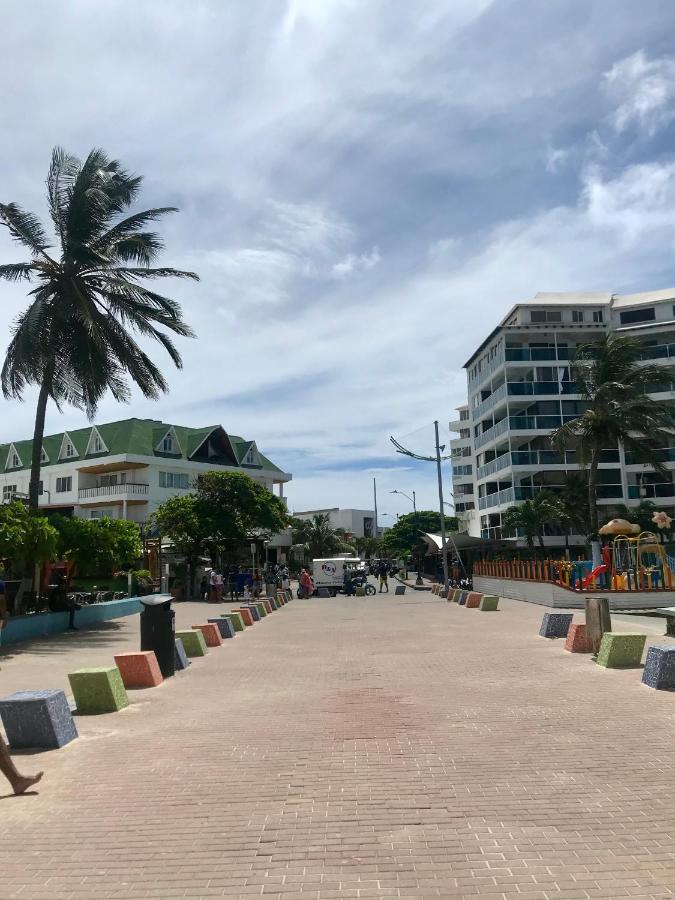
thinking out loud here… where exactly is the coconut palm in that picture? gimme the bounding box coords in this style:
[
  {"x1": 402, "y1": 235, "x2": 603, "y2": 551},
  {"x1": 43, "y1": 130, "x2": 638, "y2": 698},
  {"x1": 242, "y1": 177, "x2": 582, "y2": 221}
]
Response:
[
  {"x1": 501, "y1": 490, "x2": 559, "y2": 550},
  {"x1": 551, "y1": 334, "x2": 673, "y2": 542},
  {"x1": 291, "y1": 514, "x2": 341, "y2": 560},
  {"x1": 0, "y1": 147, "x2": 197, "y2": 510}
]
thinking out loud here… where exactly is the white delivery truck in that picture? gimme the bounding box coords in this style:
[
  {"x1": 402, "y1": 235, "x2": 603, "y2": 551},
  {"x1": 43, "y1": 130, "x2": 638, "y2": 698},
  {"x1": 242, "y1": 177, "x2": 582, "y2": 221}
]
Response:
[{"x1": 312, "y1": 558, "x2": 374, "y2": 596}]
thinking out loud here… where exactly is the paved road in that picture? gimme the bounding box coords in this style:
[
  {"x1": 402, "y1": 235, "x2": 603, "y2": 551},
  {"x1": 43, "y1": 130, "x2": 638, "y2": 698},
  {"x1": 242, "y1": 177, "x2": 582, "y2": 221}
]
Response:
[{"x1": 1, "y1": 593, "x2": 674, "y2": 899}]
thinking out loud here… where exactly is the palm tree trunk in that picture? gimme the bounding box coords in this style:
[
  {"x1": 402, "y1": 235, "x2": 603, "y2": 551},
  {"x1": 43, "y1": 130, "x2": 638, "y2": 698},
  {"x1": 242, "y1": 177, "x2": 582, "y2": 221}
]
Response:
[
  {"x1": 588, "y1": 450, "x2": 601, "y2": 567},
  {"x1": 29, "y1": 373, "x2": 51, "y2": 512}
]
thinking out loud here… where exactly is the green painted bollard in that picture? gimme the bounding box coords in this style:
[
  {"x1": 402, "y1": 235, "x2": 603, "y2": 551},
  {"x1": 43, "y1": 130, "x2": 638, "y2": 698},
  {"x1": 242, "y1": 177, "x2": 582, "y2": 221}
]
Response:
[
  {"x1": 175, "y1": 629, "x2": 208, "y2": 657},
  {"x1": 596, "y1": 633, "x2": 647, "y2": 668},
  {"x1": 68, "y1": 667, "x2": 129, "y2": 714},
  {"x1": 223, "y1": 611, "x2": 244, "y2": 632},
  {"x1": 479, "y1": 595, "x2": 499, "y2": 611},
  {"x1": 355, "y1": 586, "x2": 366, "y2": 597}
]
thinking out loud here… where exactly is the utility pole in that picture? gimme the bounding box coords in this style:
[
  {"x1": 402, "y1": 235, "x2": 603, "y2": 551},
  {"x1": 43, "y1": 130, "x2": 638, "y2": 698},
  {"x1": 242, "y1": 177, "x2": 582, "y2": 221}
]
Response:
[
  {"x1": 373, "y1": 477, "x2": 378, "y2": 541},
  {"x1": 434, "y1": 420, "x2": 449, "y2": 588}
]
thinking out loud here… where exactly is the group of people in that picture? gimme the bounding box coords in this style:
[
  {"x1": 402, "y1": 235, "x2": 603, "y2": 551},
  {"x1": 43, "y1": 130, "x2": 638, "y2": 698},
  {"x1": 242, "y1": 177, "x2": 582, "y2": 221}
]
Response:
[{"x1": 201, "y1": 562, "x2": 292, "y2": 603}]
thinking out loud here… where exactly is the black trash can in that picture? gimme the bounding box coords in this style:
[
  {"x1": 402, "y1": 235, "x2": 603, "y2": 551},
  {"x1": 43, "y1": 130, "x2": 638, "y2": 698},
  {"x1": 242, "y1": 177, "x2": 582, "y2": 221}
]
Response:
[{"x1": 140, "y1": 596, "x2": 176, "y2": 679}]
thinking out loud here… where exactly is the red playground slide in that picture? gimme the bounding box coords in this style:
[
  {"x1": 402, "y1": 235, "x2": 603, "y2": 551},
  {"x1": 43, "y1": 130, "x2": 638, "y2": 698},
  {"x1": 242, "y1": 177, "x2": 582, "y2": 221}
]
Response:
[{"x1": 582, "y1": 564, "x2": 607, "y2": 590}]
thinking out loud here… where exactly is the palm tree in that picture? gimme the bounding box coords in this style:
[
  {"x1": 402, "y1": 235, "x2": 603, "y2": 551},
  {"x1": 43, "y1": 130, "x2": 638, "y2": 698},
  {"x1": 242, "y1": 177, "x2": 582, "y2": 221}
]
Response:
[
  {"x1": 291, "y1": 514, "x2": 341, "y2": 560},
  {"x1": 551, "y1": 335, "x2": 673, "y2": 551},
  {"x1": 556, "y1": 472, "x2": 593, "y2": 544},
  {"x1": 0, "y1": 147, "x2": 197, "y2": 511},
  {"x1": 502, "y1": 490, "x2": 559, "y2": 550}
]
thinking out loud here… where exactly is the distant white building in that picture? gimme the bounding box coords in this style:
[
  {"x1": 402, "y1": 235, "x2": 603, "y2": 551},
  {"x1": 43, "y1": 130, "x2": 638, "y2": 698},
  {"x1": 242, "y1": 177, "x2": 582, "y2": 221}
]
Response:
[{"x1": 292, "y1": 507, "x2": 380, "y2": 537}]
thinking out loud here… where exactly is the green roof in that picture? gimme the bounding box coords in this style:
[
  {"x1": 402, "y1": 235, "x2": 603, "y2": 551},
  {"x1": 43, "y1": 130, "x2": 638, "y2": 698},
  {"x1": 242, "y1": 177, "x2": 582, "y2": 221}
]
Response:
[{"x1": 0, "y1": 418, "x2": 287, "y2": 476}]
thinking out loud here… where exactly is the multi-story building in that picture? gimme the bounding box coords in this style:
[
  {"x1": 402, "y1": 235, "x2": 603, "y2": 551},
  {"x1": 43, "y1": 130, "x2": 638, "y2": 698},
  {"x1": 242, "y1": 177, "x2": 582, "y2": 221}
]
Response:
[
  {"x1": 0, "y1": 417, "x2": 292, "y2": 528},
  {"x1": 292, "y1": 507, "x2": 379, "y2": 538},
  {"x1": 449, "y1": 405, "x2": 474, "y2": 533},
  {"x1": 451, "y1": 289, "x2": 675, "y2": 546}
]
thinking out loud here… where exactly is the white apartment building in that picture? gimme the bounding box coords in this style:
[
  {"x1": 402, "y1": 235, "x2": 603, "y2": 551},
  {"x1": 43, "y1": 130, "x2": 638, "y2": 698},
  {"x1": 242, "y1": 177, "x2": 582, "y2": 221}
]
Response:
[
  {"x1": 292, "y1": 507, "x2": 378, "y2": 538},
  {"x1": 0, "y1": 418, "x2": 292, "y2": 533},
  {"x1": 450, "y1": 289, "x2": 675, "y2": 546}
]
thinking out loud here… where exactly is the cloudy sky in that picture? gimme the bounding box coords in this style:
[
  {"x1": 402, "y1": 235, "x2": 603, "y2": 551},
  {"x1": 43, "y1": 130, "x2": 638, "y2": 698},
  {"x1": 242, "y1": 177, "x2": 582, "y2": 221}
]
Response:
[{"x1": 3, "y1": 0, "x2": 675, "y2": 516}]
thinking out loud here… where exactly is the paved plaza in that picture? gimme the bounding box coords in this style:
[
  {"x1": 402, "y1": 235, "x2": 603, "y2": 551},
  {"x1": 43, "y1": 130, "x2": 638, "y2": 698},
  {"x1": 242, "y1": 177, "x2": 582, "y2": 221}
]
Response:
[{"x1": 1, "y1": 590, "x2": 674, "y2": 900}]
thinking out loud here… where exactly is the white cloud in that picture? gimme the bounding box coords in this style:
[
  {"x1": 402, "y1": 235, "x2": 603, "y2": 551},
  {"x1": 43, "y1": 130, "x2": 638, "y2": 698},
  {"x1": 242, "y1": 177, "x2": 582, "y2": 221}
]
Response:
[
  {"x1": 605, "y1": 50, "x2": 675, "y2": 134},
  {"x1": 545, "y1": 147, "x2": 568, "y2": 174},
  {"x1": 331, "y1": 246, "x2": 381, "y2": 279}
]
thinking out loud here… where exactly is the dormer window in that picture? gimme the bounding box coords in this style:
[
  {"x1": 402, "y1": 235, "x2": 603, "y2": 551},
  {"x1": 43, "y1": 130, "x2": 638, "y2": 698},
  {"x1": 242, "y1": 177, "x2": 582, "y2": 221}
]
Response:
[
  {"x1": 65, "y1": 442, "x2": 75, "y2": 458},
  {"x1": 92, "y1": 434, "x2": 103, "y2": 453},
  {"x1": 162, "y1": 435, "x2": 173, "y2": 453},
  {"x1": 40, "y1": 448, "x2": 48, "y2": 463},
  {"x1": 9, "y1": 452, "x2": 20, "y2": 468}
]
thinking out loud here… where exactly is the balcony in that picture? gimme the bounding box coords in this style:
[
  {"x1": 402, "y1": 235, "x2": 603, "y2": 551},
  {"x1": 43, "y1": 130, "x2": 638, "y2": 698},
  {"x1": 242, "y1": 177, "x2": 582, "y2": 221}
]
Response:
[
  {"x1": 628, "y1": 483, "x2": 675, "y2": 499},
  {"x1": 639, "y1": 343, "x2": 675, "y2": 360},
  {"x1": 505, "y1": 347, "x2": 571, "y2": 362},
  {"x1": 625, "y1": 447, "x2": 675, "y2": 465},
  {"x1": 476, "y1": 453, "x2": 511, "y2": 480},
  {"x1": 473, "y1": 382, "x2": 507, "y2": 418},
  {"x1": 78, "y1": 483, "x2": 149, "y2": 501},
  {"x1": 474, "y1": 417, "x2": 510, "y2": 449},
  {"x1": 507, "y1": 380, "x2": 579, "y2": 396}
]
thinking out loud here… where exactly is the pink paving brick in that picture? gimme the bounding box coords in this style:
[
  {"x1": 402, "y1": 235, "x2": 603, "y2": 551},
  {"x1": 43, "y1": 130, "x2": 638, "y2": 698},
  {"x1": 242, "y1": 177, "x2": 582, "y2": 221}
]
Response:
[
  {"x1": 191, "y1": 623, "x2": 223, "y2": 647},
  {"x1": 565, "y1": 621, "x2": 595, "y2": 653},
  {"x1": 113, "y1": 651, "x2": 163, "y2": 688},
  {"x1": 465, "y1": 591, "x2": 482, "y2": 608}
]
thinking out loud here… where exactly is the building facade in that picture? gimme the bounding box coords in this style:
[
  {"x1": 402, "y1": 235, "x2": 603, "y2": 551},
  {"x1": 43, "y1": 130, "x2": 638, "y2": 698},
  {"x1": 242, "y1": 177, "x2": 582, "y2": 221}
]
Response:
[
  {"x1": 450, "y1": 289, "x2": 675, "y2": 546},
  {"x1": 292, "y1": 507, "x2": 378, "y2": 538},
  {"x1": 0, "y1": 418, "x2": 292, "y2": 529}
]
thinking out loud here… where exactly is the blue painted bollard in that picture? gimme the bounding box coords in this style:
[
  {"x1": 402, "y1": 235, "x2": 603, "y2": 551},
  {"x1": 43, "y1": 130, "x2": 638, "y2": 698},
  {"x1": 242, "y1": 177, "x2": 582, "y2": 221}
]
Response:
[
  {"x1": 539, "y1": 613, "x2": 573, "y2": 639},
  {"x1": 174, "y1": 638, "x2": 191, "y2": 670},
  {"x1": 394, "y1": 585, "x2": 406, "y2": 595},
  {"x1": 641, "y1": 645, "x2": 675, "y2": 689},
  {"x1": 0, "y1": 689, "x2": 78, "y2": 750},
  {"x1": 208, "y1": 617, "x2": 235, "y2": 639},
  {"x1": 246, "y1": 604, "x2": 261, "y2": 621}
]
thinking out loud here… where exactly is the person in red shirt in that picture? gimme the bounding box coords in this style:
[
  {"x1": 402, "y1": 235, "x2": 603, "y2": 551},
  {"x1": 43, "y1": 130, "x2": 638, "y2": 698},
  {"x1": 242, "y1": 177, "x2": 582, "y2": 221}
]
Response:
[{"x1": 299, "y1": 568, "x2": 314, "y2": 597}]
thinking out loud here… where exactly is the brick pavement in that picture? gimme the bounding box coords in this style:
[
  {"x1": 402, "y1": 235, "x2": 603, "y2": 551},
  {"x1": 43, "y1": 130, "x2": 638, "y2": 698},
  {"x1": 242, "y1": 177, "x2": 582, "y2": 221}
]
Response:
[{"x1": 1, "y1": 593, "x2": 674, "y2": 900}]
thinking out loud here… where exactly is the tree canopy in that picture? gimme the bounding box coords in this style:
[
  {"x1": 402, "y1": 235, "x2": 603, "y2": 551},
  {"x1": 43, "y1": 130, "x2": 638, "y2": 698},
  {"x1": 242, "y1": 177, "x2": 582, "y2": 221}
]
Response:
[
  {"x1": 0, "y1": 503, "x2": 58, "y2": 575},
  {"x1": 52, "y1": 515, "x2": 142, "y2": 576},
  {"x1": 380, "y1": 510, "x2": 457, "y2": 558}
]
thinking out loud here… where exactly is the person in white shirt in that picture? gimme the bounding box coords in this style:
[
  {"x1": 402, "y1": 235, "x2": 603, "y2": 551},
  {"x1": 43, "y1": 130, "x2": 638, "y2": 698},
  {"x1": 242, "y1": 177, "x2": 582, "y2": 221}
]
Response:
[
  {"x1": 215, "y1": 570, "x2": 224, "y2": 603},
  {"x1": 209, "y1": 569, "x2": 217, "y2": 603}
]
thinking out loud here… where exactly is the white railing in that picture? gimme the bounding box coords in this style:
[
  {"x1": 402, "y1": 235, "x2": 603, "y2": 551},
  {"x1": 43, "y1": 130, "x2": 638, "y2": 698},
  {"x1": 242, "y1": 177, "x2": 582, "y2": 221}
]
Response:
[{"x1": 78, "y1": 483, "x2": 149, "y2": 500}]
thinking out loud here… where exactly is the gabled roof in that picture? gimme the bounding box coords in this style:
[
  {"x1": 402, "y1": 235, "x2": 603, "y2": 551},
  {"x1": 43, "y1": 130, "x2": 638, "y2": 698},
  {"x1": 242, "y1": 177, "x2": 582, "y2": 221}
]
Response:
[
  {"x1": 84, "y1": 425, "x2": 108, "y2": 456},
  {"x1": 0, "y1": 417, "x2": 289, "y2": 477}
]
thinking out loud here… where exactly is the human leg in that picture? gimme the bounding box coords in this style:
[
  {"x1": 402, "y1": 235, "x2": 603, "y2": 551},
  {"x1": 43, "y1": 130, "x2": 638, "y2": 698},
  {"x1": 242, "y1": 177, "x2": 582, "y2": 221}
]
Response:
[{"x1": 0, "y1": 734, "x2": 43, "y2": 795}]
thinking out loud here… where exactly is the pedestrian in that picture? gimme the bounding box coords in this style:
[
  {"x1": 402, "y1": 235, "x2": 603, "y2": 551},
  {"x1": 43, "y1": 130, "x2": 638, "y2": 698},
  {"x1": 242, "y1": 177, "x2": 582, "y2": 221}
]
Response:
[
  {"x1": 0, "y1": 608, "x2": 44, "y2": 795},
  {"x1": 252, "y1": 569, "x2": 262, "y2": 599},
  {"x1": 299, "y1": 568, "x2": 314, "y2": 598},
  {"x1": 343, "y1": 567, "x2": 355, "y2": 597},
  {"x1": 199, "y1": 573, "x2": 208, "y2": 602},
  {"x1": 209, "y1": 568, "x2": 218, "y2": 603},
  {"x1": 0, "y1": 734, "x2": 43, "y2": 795},
  {"x1": 377, "y1": 560, "x2": 389, "y2": 593},
  {"x1": 215, "y1": 570, "x2": 224, "y2": 602},
  {"x1": 280, "y1": 565, "x2": 291, "y2": 592},
  {"x1": 228, "y1": 565, "x2": 240, "y2": 602}
]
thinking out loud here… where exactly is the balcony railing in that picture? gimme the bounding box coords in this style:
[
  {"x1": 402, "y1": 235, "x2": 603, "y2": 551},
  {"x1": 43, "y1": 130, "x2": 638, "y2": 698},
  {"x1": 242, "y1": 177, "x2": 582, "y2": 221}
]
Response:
[
  {"x1": 507, "y1": 380, "x2": 579, "y2": 396},
  {"x1": 625, "y1": 447, "x2": 675, "y2": 465},
  {"x1": 474, "y1": 417, "x2": 510, "y2": 449},
  {"x1": 473, "y1": 382, "x2": 507, "y2": 418},
  {"x1": 639, "y1": 343, "x2": 675, "y2": 360},
  {"x1": 78, "y1": 483, "x2": 149, "y2": 500},
  {"x1": 476, "y1": 453, "x2": 511, "y2": 480},
  {"x1": 505, "y1": 347, "x2": 571, "y2": 361},
  {"x1": 628, "y1": 483, "x2": 675, "y2": 499}
]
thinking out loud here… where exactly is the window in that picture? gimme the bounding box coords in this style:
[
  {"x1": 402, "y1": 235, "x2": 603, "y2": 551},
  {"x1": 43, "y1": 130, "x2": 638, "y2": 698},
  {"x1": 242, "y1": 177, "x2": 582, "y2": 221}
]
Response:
[
  {"x1": 620, "y1": 307, "x2": 655, "y2": 325},
  {"x1": 100, "y1": 473, "x2": 126, "y2": 487},
  {"x1": 65, "y1": 442, "x2": 75, "y2": 458},
  {"x1": 40, "y1": 448, "x2": 48, "y2": 463},
  {"x1": 3, "y1": 485, "x2": 17, "y2": 501},
  {"x1": 459, "y1": 428, "x2": 471, "y2": 439},
  {"x1": 9, "y1": 452, "x2": 20, "y2": 468},
  {"x1": 38, "y1": 481, "x2": 43, "y2": 496},
  {"x1": 159, "y1": 471, "x2": 189, "y2": 490},
  {"x1": 162, "y1": 435, "x2": 173, "y2": 452},
  {"x1": 592, "y1": 310, "x2": 604, "y2": 323},
  {"x1": 572, "y1": 310, "x2": 584, "y2": 323},
  {"x1": 530, "y1": 310, "x2": 562, "y2": 323},
  {"x1": 56, "y1": 476, "x2": 72, "y2": 493},
  {"x1": 91, "y1": 433, "x2": 104, "y2": 453},
  {"x1": 89, "y1": 510, "x2": 104, "y2": 519}
]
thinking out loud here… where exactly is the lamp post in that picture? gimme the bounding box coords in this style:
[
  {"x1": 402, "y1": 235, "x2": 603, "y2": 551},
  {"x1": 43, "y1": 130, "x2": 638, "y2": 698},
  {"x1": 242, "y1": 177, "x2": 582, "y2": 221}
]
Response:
[{"x1": 390, "y1": 488, "x2": 423, "y2": 585}]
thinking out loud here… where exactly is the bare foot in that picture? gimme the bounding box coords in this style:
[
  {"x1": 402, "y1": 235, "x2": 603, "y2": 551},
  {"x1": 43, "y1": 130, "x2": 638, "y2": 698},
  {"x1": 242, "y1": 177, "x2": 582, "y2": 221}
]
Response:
[{"x1": 12, "y1": 772, "x2": 43, "y2": 795}]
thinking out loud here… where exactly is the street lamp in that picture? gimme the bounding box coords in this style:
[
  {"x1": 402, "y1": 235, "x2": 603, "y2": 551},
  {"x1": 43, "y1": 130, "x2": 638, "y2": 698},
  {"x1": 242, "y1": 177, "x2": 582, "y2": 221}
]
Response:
[{"x1": 390, "y1": 489, "x2": 423, "y2": 585}]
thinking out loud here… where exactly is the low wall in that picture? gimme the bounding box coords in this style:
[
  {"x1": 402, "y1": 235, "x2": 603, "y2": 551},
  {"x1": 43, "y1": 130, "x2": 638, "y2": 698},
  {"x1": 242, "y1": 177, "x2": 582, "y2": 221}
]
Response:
[
  {"x1": 473, "y1": 576, "x2": 675, "y2": 611},
  {"x1": 0, "y1": 597, "x2": 144, "y2": 646}
]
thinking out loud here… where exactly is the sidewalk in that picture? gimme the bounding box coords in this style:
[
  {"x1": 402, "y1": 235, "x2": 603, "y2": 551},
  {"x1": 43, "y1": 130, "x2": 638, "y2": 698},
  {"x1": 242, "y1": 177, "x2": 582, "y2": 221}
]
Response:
[{"x1": 1, "y1": 594, "x2": 674, "y2": 899}]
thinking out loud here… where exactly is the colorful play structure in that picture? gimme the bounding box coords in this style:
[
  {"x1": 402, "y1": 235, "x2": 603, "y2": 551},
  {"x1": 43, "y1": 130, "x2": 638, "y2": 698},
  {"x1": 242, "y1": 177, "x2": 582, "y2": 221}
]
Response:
[{"x1": 474, "y1": 516, "x2": 675, "y2": 592}]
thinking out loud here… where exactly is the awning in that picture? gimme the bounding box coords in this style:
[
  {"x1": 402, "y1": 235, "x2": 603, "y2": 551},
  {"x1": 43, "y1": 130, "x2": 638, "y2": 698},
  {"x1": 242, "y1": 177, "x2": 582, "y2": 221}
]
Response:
[{"x1": 420, "y1": 531, "x2": 509, "y2": 554}]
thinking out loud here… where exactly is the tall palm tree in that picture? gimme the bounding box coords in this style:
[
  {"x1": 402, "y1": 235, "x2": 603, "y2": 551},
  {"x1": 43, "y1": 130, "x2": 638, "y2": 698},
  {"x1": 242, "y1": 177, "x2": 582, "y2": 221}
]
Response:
[
  {"x1": 291, "y1": 514, "x2": 341, "y2": 560},
  {"x1": 551, "y1": 334, "x2": 673, "y2": 548},
  {"x1": 0, "y1": 147, "x2": 197, "y2": 510},
  {"x1": 502, "y1": 490, "x2": 558, "y2": 550}
]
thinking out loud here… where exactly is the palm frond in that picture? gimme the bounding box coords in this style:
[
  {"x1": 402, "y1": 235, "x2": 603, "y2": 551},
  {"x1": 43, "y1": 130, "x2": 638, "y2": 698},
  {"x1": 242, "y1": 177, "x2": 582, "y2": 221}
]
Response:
[
  {"x1": 109, "y1": 266, "x2": 199, "y2": 281},
  {"x1": 0, "y1": 203, "x2": 51, "y2": 256},
  {"x1": 47, "y1": 147, "x2": 80, "y2": 251},
  {"x1": 0, "y1": 262, "x2": 35, "y2": 282},
  {"x1": 93, "y1": 207, "x2": 178, "y2": 253}
]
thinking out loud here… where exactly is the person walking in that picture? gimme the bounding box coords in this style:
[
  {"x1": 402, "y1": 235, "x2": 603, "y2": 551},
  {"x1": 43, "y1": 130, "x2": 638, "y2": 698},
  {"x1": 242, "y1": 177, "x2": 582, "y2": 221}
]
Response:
[
  {"x1": 215, "y1": 570, "x2": 224, "y2": 603},
  {"x1": 252, "y1": 569, "x2": 262, "y2": 599},
  {"x1": 299, "y1": 568, "x2": 314, "y2": 598},
  {"x1": 377, "y1": 560, "x2": 389, "y2": 593},
  {"x1": 228, "y1": 565, "x2": 240, "y2": 602}
]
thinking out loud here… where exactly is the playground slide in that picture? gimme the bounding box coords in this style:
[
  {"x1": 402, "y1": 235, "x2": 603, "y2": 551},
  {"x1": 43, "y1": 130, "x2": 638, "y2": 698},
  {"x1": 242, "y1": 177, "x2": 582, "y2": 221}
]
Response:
[{"x1": 582, "y1": 564, "x2": 607, "y2": 590}]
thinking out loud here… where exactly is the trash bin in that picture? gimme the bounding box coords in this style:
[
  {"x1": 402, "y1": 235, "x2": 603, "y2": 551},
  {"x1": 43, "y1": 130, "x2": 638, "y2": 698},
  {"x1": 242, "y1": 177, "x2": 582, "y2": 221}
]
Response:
[{"x1": 140, "y1": 596, "x2": 175, "y2": 679}]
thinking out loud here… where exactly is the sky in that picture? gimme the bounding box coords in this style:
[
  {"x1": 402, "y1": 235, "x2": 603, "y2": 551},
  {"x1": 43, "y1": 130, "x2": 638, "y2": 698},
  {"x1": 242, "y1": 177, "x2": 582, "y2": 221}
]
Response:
[{"x1": 3, "y1": 0, "x2": 675, "y2": 517}]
